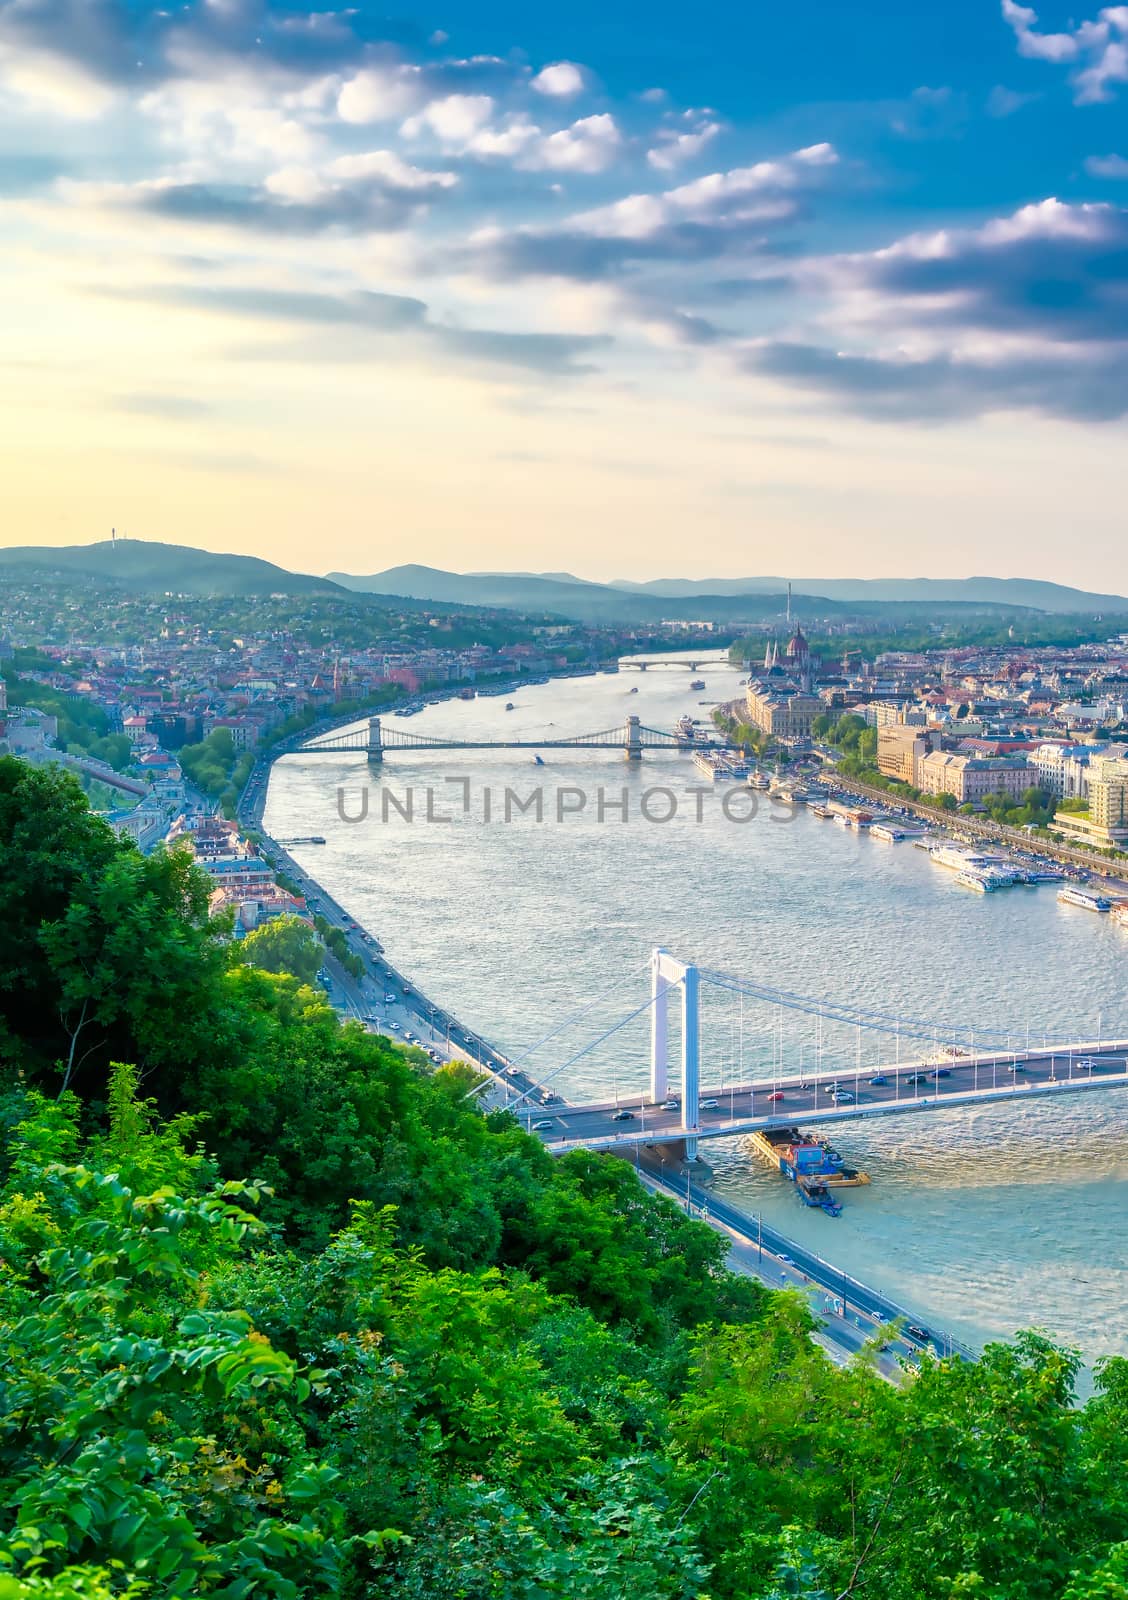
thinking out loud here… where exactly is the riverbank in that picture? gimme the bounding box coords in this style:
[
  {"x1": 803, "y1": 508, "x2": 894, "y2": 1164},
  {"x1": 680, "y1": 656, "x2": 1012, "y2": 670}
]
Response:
[{"x1": 243, "y1": 666, "x2": 977, "y2": 1375}]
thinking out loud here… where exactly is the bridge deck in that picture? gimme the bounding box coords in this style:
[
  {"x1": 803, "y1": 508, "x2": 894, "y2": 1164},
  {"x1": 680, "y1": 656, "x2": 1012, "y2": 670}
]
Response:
[{"x1": 521, "y1": 1042, "x2": 1128, "y2": 1150}]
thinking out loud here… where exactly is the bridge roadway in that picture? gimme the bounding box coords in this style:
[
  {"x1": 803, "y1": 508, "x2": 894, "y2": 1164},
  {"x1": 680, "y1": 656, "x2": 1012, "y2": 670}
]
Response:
[{"x1": 516, "y1": 1042, "x2": 1128, "y2": 1150}]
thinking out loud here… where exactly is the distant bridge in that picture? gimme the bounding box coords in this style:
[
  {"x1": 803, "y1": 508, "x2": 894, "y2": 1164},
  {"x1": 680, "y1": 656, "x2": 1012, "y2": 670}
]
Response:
[
  {"x1": 297, "y1": 714, "x2": 735, "y2": 763},
  {"x1": 619, "y1": 655, "x2": 730, "y2": 671}
]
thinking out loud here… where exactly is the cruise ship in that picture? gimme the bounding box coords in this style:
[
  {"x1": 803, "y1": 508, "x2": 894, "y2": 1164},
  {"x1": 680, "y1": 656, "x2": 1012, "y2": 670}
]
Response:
[{"x1": 1057, "y1": 885, "x2": 1113, "y2": 912}]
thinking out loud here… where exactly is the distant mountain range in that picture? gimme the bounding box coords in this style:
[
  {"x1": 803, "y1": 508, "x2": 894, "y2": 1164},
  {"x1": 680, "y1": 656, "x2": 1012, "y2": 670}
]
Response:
[
  {"x1": 607, "y1": 575, "x2": 1128, "y2": 611},
  {"x1": 330, "y1": 564, "x2": 1128, "y2": 622},
  {"x1": 2, "y1": 540, "x2": 1125, "y2": 622}
]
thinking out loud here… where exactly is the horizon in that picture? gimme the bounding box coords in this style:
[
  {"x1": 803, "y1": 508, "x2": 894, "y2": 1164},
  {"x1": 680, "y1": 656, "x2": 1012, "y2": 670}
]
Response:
[
  {"x1": 1, "y1": 1, "x2": 1127, "y2": 584},
  {"x1": 4, "y1": 533, "x2": 1128, "y2": 598}
]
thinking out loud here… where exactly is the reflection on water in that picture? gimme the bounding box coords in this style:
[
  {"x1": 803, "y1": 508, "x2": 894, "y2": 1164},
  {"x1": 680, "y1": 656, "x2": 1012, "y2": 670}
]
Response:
[{"x1": 265, "y1": 662, "x2": 1128, "y2": 1363}]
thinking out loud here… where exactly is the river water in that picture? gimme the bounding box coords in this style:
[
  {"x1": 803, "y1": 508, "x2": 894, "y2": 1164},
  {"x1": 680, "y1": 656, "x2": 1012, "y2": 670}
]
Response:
[{"x1": 264, "y1": 661, "x2": 1128, "y2": 1366}]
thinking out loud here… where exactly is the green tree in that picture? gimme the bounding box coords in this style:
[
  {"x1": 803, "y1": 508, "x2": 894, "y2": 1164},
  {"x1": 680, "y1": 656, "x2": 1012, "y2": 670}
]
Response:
[{"x1": 240, "y1": 915, "x2": 323, "y2": 986}]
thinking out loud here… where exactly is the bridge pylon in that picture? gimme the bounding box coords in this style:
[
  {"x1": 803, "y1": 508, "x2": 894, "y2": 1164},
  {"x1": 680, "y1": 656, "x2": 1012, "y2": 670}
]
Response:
[
  {"x1": 624, "y1": 714, "x2": 643, "y2": 761},
  {"x1": 651, "y1": 948, "x2": 701, "y2": 1159},
  {"x1": 367, "y1": 716, "x2": 383, "y2": 764}
]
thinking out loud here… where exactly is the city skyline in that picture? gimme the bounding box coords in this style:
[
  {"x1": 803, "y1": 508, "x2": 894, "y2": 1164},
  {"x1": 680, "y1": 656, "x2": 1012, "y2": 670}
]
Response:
[{"x1": 2, "y1": 0, "x2": 1128, "y2": 582}]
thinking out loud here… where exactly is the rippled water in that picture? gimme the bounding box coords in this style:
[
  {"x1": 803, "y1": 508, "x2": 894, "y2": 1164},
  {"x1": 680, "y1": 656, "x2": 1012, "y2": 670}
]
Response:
[{"x1": 265, "y1": 662, "x2": 1128, "y2": 1364}]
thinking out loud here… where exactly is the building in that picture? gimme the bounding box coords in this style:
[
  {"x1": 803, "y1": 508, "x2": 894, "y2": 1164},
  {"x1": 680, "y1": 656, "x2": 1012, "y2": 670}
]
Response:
[
  {"x1": 876, "y1": 725, "x2": 933, "y2": 785},
  {"x1": 916, "y1": 751, "x2": 1033, "y2": 804},
  {"x1": 743, "y1": 679, "x2": 823, "y2": 741},
  {"x1": 1032, "y1": 743, "x2": 1094, "y2": 800}
]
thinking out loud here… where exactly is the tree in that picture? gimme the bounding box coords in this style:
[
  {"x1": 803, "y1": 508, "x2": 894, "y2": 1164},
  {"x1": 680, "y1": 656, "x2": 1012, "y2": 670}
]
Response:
[{"x1": 240, "y1": 915, "x2": 323, "y2": 986}]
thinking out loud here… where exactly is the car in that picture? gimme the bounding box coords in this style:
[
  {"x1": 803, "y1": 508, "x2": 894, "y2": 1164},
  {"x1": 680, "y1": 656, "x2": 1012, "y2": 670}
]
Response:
[
  {"x1": 531, "y1": 1118, "x2": 554, "y2": 1131},
  {"x1": 384, "y1": 993, "x2": 396, "y2": 1003},
  {"x1": 1008, "y1": 1062, "x2": 1026, "y2": 1072},
  {"x1": 662, "y1": 1098, "x2": 680, "y2": 1111},
  {"x1": 830, "y1": 1089, "x2": 856, "y2": 1103},
  {"x1": 904, "y1": 1324, "x2": 932, "y2": 1346},
  {"x1": 869, "y1": 1074, "x2": 888, "y2": 1086},
  {"x1": 929, "y1": 1067, "x2": 951, "y2": 1079},
  {"x1": 767, "y1": 1091, "x2": 785, "y2": 1102},
  {"x1": 610, "y1": 1109, "x2": 635, "y2": 1122},
  {"x1": 542, "y1": 1092, "x2": 560, "y2": 1105},
  {"x1": 906, "y1": 1072, "x2": 930, "y2": 1085},
  {"x1": 700, "y1": 1098, "x2": 719, "y2": 1110}
]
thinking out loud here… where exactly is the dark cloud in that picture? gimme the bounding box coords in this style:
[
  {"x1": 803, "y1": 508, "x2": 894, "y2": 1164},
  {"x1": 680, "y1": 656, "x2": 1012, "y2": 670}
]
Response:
[
  {"x1": 743, "y1": 202, "x2": 1128, "y2": 422},
  {"x1": 112, "y1": 392, "x2": 215, "y2": 419},
  {"x1": 0, "y1": 0, "x2": 393, "y2": 92},
  {"x1": 857, "y1": 205, "x2": 1128, "y2": 343},
  {"x1": 748, "y1": 339, "x2": 1128, "y2": 421},
  {"x1": 478, "y1": 211, "x2": 801, "y2": 282},
  {"x1": 104, "y1": 278, "x2": 606, "y2": 376},
  {"x1": 136, "y1": 174, "x2": 446, "y2": 236}
]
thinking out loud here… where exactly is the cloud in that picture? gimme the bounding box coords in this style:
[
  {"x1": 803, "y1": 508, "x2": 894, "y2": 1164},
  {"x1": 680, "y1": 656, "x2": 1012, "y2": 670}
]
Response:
[
  {"x1": 113, "y1": 392, "x2": 216, "y2": 420},
  {"x1": 1000, "y1": 0, "x2": 1128, "y2": 102},
  {"x1": 337, "y1": 65, "x2": 423, "y2": 124},
  {"x1": 1087, "y1": 152, "x2": 1128, "y2": 177},
  {"x1": 741, "y1": 198, "x2": 1128, "y2": 420},
  {"x1": 531, "y1": 61, "x2": 587, "y2": 98},
  {"x1": 647, "y1": 117, "x2": 722, "y2": 172},
  {"x1": 986, "y1": 84, "x2": 1039, "y2": 116},
  {"x1": 523, "y1": 112, "x2": 621, "y2": 173},
  {"x1": 402, "y1": 92, "x2": 495, "y2": 144},
  {"x1": 108, "y1": 279, "x2": 608, "y2": 376},
  {"x1": 474, "y1": 143, "x2": 838, "y2": 280},
  {"x1": 747, "y1": 339, "x2": 1128, "y2": 421},
  {"x1": 81, "y1": 148, "x2": 458, "y2": 236}
]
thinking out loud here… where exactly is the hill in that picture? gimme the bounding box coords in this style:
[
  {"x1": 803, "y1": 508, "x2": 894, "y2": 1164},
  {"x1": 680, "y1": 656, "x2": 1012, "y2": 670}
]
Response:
[
  {"x1": 0, "y1": 539, "x2": 345, "y2": 598},
  {"x1": 608, "y1": 574, "x2": 1128, "y2": 613},
  {"x1": 329, "y1": 564, "x2": 1062, "y2": 625}
]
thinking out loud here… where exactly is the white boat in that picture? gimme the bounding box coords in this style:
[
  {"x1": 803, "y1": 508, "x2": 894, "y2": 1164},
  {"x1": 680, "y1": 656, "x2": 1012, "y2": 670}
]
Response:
[
  {"x1": 870, "y1": 823, "x2": 908, "y2": 842},
  {"x1": 955, "y1": 870, "x2": 995, "y2": 893},
  {"x1": 1057, "y1": 885, "x2": 1112, "y2": 912}
]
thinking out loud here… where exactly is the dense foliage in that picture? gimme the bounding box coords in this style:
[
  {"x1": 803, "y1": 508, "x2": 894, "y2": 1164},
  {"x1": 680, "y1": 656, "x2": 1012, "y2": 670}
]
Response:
[{"x1": 2, "y1": 754, "x2": 1128, "y2": 1599}]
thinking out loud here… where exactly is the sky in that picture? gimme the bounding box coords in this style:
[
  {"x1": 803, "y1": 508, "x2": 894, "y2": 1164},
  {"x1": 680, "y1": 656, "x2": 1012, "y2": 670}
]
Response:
[{"x1": 2, "y1": 0, "x2": 1128, "y2": 586}]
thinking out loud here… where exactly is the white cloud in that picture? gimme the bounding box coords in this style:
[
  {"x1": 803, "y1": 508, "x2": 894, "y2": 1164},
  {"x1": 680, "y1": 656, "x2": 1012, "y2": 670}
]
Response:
[
  {"x1": 1000, "y1": 0, "x2": 1128, "y2": 102},
  {"x1": 523, "y1": 112, "x2": 622, "y2": 173},
  {"x1": 326, "y1": 150, "x2": 458, "y2": 190},
  {"x1": 0, "y1": 45, "x2": 116, "y2": 118},
  {"x1": 402, "y1": 93, "x2": 495, "y2": 144},
  {"x1": 1087, "y1": 152, "x2": 1128, "y2": 176},
  {"x1": 531, "y1": 61, "x2": 587, "y2": 98},
  {"x1": 647, "y1": 121, "x2": 721, "y2": 171},
  {"x1": 337, "y1": 65, "x2": 422, "y2": 124}
]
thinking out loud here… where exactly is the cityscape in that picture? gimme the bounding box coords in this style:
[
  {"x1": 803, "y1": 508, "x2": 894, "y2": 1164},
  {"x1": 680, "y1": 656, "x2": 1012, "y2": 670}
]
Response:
[{"x1": 4, "y1": 0, "x2": 1128, "y2": 1594}]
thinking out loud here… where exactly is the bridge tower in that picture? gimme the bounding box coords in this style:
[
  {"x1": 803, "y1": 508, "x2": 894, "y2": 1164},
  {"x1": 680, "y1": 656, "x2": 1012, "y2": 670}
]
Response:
[
  {"x1": 366, "y1": 716, "x2": 383, "y2": 765},
  {"x1": 624, "y1": 714, "x2": 643, "y2": 762},
  {"x1": 650, "y1": 948, "x2": 701, "y2": 1159}
]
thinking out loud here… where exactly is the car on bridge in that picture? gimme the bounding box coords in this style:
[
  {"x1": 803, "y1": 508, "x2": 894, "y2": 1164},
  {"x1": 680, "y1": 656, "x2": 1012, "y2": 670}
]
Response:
[
  {"x1": 929, "y1": 1068, "x2": 951, "y2": 1079},
  {"x1": 610, "y1": 1109, "x2": 635, "y2": 1122},
  {"x1": 830, "y1": 1089, "x2": 856, "y2": 1103},
  {"x1": 869, "y1": 1074, "x2": 888, "y2": 1086},
  {"x1": 700, "y1": 1098, "x2": 720, "y2": 1110},
  {"x1": 767, "y1": 1091, "x2": 785, "y2": 1102},
  {"x1": 532, "y1": 1119, "x2": 555, "y2": 1131},
  {"x1": 662, "y1": 1098, "x2": 680, "y2": 1111}
]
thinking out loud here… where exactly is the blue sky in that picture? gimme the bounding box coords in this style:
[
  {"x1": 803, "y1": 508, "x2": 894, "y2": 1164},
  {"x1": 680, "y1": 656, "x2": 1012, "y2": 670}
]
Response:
[{"x1": 1, "y1": 0, "x2": 1127, "y2": 582}]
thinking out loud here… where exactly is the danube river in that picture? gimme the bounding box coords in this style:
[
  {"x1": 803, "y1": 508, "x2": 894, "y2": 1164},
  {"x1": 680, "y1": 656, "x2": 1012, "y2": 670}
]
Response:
[{"x1": 265, "y1": 661, "x2": 1128, "y2": 1365}]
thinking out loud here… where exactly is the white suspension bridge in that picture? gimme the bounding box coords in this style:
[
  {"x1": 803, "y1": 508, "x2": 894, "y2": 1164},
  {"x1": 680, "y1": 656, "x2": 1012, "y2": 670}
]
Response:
[
  {"x1": 482, "y1": 948, "x2": 1128, "y2": 1161},
  {"x1": 298, "y1": 713, "x2": 736, "y2": 763}
]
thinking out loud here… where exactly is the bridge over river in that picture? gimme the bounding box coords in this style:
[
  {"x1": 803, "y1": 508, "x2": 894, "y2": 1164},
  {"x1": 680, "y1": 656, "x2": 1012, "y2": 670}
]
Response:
[
  {"x1": 485, "y1": 949, "x2": 1128, "y2": 1160},
  {"x1": 298, "y1": 713, "x2": 736, "y2": 762}
]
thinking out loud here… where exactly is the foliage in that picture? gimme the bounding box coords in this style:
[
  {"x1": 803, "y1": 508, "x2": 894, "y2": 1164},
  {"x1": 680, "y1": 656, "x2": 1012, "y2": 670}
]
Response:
[
  {"x1": 240, "y1": 915, "x2": 324, "y2": 986},
  {"x1": 2, "y1": 755, "x2": 1128, "y2": 1599}
]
